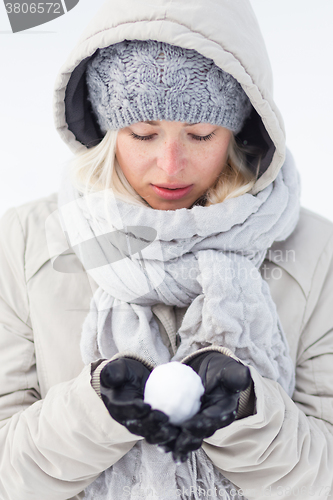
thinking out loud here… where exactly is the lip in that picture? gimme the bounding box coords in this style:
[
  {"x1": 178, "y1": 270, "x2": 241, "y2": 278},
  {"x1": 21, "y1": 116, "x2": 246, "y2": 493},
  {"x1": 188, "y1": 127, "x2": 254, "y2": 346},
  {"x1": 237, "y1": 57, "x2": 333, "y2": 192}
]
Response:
[{"x1": 151, "y1": 184, "x2": 193, "y2": 200}]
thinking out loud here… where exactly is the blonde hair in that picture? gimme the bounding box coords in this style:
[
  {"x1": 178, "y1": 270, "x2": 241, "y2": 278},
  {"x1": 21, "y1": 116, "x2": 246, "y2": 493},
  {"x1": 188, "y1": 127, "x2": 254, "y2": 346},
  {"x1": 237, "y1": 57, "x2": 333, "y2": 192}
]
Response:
[{"x1": 68, "y1": 129, "x2": 258, "y2": 207}]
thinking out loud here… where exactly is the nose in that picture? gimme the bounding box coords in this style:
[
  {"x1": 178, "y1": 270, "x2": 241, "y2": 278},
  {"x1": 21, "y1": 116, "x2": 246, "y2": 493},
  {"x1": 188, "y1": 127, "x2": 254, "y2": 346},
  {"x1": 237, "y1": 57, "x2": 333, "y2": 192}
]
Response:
[{"x1": 156, "y1": 139, "x2": 185, "y2": 176}]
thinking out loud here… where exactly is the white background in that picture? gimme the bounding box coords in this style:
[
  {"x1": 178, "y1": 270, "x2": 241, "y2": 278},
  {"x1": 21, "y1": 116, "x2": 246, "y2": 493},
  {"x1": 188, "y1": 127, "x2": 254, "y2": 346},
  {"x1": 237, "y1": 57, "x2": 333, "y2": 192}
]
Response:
[{"x1": 0, "y1": 0, "x2": 332, "y2": 220}]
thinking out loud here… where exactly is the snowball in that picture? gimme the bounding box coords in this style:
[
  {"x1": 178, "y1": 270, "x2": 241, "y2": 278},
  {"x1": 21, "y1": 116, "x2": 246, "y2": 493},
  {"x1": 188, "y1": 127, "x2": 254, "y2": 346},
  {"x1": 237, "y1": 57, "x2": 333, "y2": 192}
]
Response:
[{"x1": 144, "y1": 362, "x2": 205, "y2": 425}]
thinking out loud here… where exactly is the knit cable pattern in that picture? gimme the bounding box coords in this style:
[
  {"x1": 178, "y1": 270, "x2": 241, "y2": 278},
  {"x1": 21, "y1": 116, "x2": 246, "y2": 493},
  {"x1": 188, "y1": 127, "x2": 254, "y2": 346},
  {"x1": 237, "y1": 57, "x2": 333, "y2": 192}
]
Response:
[{"x1": 86, "y1": 40, "x2": 252, "y2": 132}]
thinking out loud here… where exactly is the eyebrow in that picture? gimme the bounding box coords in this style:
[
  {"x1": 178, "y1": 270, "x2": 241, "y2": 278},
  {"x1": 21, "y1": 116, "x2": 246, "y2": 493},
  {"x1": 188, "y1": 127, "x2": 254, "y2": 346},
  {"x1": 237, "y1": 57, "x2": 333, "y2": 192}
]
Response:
[{"x1": 144, "y1": 121, "x2": 199, "y2": 127}]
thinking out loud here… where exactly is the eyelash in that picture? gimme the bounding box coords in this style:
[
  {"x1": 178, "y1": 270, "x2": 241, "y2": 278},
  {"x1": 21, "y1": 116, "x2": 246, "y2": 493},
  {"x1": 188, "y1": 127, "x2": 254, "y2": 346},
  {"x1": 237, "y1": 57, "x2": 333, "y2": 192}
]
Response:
[
  {"x1": 192, "y1": 133, "x2": 215, "y2": 142},
  {"x1": 130, "y1": 132, "x2": 154, "y2": 141},
  {"x1": 130, "y1": 132, "x2": 216, "y2": 142}
]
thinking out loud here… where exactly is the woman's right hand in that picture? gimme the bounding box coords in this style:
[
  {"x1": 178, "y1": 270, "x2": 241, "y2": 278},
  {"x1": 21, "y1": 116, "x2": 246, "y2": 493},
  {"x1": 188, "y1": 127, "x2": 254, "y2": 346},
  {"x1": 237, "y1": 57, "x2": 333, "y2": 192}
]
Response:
[{"x1": 100, "y1": 358, "x2": 180, "y2": 446}]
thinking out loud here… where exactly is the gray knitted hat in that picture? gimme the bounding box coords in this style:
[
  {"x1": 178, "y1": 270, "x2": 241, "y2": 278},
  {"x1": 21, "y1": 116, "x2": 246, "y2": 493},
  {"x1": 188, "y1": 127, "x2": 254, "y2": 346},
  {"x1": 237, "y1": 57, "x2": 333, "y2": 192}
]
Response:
[{"x1": 86, "y1": 40, "x2": 252, "y2": 134}]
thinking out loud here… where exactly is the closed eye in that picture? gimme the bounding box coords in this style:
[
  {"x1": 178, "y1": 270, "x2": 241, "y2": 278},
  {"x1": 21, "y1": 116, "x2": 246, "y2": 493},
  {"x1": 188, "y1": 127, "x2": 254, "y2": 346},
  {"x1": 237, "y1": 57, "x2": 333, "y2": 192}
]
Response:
[
  {"x1": 130, "y1": 131, "x2": 216, "y2": 142},
  {"x1": 130, "y1": 132, "x2": 155, "y2": 141},
  {"x1": 190, "y1": 132, "x2": 215, "y2": 141}
]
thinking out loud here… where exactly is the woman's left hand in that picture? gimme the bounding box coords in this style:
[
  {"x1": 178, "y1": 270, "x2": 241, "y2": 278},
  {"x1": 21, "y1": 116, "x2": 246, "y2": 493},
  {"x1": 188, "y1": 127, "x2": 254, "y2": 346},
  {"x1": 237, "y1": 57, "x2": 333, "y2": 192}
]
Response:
[
  {"x1": 163, "y1": 352, "x2": 252, "y2": 462},
  {"x1": 100, "y1": 358, "x2": 180, "y2": 445}
]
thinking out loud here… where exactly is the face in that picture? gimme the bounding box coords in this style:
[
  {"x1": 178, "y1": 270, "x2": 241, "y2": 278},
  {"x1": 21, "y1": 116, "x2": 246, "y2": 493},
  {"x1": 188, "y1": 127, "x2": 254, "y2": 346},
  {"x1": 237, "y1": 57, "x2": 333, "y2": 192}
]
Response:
[{"x1": 116, "y1": 120, "x2": 232, "y2": 210}]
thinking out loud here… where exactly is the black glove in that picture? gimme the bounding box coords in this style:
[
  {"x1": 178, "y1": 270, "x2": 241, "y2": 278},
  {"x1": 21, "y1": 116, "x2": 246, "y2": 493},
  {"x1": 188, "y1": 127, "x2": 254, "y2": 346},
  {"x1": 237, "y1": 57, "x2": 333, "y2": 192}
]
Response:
[
  {"x1": 167, "y1": 352, "x2": 252, "y2": 462},
  {"x1": 100, "y1": 357, "x2": 180, "y2": 445}
]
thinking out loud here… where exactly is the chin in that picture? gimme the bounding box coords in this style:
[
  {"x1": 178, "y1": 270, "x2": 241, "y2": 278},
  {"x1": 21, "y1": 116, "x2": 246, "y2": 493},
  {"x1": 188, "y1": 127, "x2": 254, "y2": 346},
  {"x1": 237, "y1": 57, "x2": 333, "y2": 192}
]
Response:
[{"x1": 146, "y1": 199, "x2": 192, "y2": 211}]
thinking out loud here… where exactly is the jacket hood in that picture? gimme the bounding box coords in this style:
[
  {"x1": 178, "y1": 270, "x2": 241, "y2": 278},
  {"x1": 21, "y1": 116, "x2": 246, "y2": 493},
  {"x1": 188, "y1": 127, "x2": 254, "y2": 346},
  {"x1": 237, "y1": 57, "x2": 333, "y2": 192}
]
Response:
[{"x1": 53, "y1": 0, "x2": 286, "y2": 194}]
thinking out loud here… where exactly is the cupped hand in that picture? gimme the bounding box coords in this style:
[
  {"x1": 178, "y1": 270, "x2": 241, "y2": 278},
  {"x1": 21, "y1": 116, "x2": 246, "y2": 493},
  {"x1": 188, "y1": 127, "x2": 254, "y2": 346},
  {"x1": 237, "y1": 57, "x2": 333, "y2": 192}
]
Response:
[
  {"x1": 100, "y1": 358, "x2": 180, "y2": 445},
  {"x1": 164, "y1": 352, "x2": 252, "y2": 462}
]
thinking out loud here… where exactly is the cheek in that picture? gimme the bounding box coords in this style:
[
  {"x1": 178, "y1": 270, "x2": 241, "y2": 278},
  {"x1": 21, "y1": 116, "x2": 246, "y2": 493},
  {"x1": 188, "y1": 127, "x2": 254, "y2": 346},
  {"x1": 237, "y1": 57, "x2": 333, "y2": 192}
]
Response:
[
  {"x1": 116, "y1": 137, "x2": 141, "y2": 174},
  {"x1": 197, "y1": 144, "x2": 229, "y2": 180},
  {"x1": 116, "y1": 138, "x2": 153, "y2": 190},
  {"x1": 116, "y1": 136, "x2": 131, "y2": 165}
]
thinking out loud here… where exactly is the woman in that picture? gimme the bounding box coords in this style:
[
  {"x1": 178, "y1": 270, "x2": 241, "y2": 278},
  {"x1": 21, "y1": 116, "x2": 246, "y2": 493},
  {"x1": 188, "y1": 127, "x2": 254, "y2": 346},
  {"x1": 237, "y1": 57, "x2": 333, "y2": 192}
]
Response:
[{"x1": 0, "y1": 1, "x2": 333, "y2": 499}]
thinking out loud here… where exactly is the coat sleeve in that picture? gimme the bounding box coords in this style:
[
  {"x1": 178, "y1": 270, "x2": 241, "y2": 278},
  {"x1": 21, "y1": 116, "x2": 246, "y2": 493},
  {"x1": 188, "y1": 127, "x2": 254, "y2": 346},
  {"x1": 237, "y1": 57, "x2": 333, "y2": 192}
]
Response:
[
  {"x1": 0, "y1": 208, "x2": 140, "y2": 500},
  {"x1": 201, "y1": 235, "x2": 333, "y2": 500}
]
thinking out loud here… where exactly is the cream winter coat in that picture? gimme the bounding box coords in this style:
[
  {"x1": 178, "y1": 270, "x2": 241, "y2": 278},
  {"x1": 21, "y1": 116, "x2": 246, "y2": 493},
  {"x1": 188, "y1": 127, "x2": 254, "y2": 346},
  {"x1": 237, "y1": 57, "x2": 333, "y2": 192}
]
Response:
[{"x1": 1, "y1": 0, "x2": 333, "y2": 499}]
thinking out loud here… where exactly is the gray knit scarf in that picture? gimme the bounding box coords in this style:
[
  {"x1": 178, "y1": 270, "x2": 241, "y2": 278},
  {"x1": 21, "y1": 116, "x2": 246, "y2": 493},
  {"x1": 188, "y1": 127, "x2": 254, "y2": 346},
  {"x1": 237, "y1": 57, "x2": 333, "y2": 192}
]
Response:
[{"x1": 57, "y1": 149, "x2": 300, "y2": 500}]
